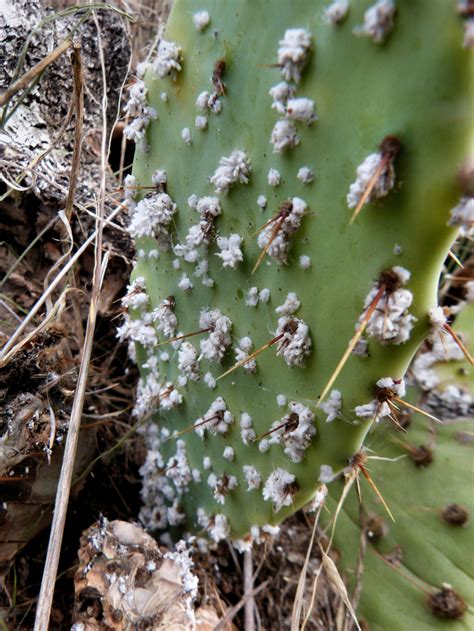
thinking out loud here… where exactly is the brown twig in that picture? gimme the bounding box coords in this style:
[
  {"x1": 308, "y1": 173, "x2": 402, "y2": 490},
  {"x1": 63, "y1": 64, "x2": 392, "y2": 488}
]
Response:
[
  {"x1": 214, "y1": 581, "x2": 269, "y2": 631},
  {"x1": 65, "y1": 42, "x2": 84, "y2": 221}
]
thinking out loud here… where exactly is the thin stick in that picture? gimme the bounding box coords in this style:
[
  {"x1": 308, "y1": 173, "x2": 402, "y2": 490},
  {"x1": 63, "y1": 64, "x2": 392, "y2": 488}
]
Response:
[
  {"x1": 171, "y1": 414, "x2": 220, "y2": 438},
  {"x1": 447, "y1": 250, "x2": 464, "y2": 269},
  {"x1": 217, "y1": 333, "x2": 284, "y2": 381},
  {"x1": 349, "y1": 158, "x2": 388, "y2": 224},
  {"x1": 318, "y1": 284, "x2": 385, "y2": 405},
  {"x1": 392, "y1": 397, "x2": 442, "y2": 424},
  {"x1": 444, "y1": 323, "x2": 473, "y2": 364},
  {"x1": 34, "y1": 16, "x2": 109, "y2": 630},
  {"x1": 243, "y1": 548, "x2": 256, "y2": 631},
  {"x1": 358, "y1": 463, "x2": 395, "y2": 523},
  {"x1": 254, "y1": 419, "x2": 288, "y2": 442},
  {"x1": 0, "y1": 38, "x2": 73, "y2": 107},
  {"x1": 156, "y1": 328, "x2": 211, "y2": 347}
]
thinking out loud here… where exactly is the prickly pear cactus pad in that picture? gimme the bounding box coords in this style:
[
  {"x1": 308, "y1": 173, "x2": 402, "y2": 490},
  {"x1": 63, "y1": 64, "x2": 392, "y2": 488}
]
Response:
[
  {"x1": 329, "y1": 305, "x2": 474, "y2": 630},
  {"x1": 121, "y1": 0, "x2": 473, "y2": 543}
]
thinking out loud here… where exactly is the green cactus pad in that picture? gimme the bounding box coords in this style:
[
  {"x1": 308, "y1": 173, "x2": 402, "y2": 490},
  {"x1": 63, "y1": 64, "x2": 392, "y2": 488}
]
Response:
[{"x1": 124, "y1": 0, "x2": 472, "y2": 541}]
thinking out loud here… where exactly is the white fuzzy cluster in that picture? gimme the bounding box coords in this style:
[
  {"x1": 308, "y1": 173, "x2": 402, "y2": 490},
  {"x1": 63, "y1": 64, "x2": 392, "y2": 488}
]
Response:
[
  {"x1": 121, "y1": 276, "x2": 149, "y2": 310},
  {"x1": 195, "y1": 397, "x2": 234, "y2": 437},
  {"x1": 297, "y1": 166, "x2": 314, "y2": 184},
  {"x1": 209, "y1": 149, "x2": 251, "y2": 194},
  {"x1": 347, "y1": 151, "x2": 395, "y2": 209},
  {"x1": 275, "y1": 316, "x2": 312, "y2": 367},
  {"x1": 319, "y1": 464, "x2": 335, "y2": 483},
  {"x1": 240, "y1": 412, "x2": 256, "y2": 444},
  {"x1": 207, "y1": 473, "x2": 238, "y2": 504},
  {"x1": 198, "y1": 308, "x2": 232, "y2": 362},
  {"x1": 174, "y1": 196, "x2": 222, "y2": 286},
  {"x1": 324, "y1": 0, "x2": 350, "y2": 25},
  {"x1": 277, "y1": 28, "x2": 312, "y2": 83},
  {"x1": 270, "y1": 119, "x2": 300, "y2": 153},
  {"x1": 208, "y1": 514, "x2": 230, "y2": 542},
  {"x1": 204, "y1": 371, "x2": 217, "y2": 389},
  {"x1": 299, "y1": 255, "x2": 311, "y2": 270},
  {"x1": 429, "y1": 306, "x2": 448, "y2": 334},
  {"x1": 270, "y1": 82, "x2": 296, "y2": 114},
  {"x1": 243, "y1": 465, "x2": 262, "y2": 490},
  {"x1": 152, "y1": 169, "x2": 167, "y2": 188},
  {"x1": 308, "y1": 484, "x2": 328, "y2": 511},
  {"x1": 123, "y1": 80, "x2": 157, "y2": 148},
  {"x1": 286, "y1": 98, "x2": 317, "y2": 125},
  {"x1": 262, "y1": 468, "x2": 297, "y2": 512},
  {"x1": 215, "y1": 233, "x2": 243, "y2": 268},
  {"x1": 275, "y1": 292, "x2": 300, "y2": 315},
  {"x1": 412, "y1": 332, "x2": 465, "y2": 392},
  {"x1": 138, "y1": 427, "x2": 172, "y2": 532},
  {"x1": 193, "y1": 10, "x2": 210, "y2": 31},
  {"x1": 320, "y1": 389, "x2": 342, "y2": 422},
  {"x1": 196, "y1": 90, "x2": 222, "y2": 114},
  {"x1": 166, "y1": 439, "x2": 192, "y2": 490},
  {"x1": 178, "y1": 342, "x2": 200, "y2": 382},
  {"x1": 117, "y1": 312, "x2": 157, "y2": 349},
  {"x1": 235, "y1": 336, "x2": 257, "y2": 373},
  {"x1": 268, "y1": 401, "x2": 316, "y2": 463},
  {"x1": 178, "y1": 274, "x2": 193, "y2": 292},
  {"x1": 257, "y1": 195, "x2": 267, "y2": 209},
  {"x1": 354, "y1": 0, "x2": 396, "y2": 44},
  {"x1": 128, "y1": 192, "x2": 178, "y2": 249},
  {"x1": 267, "y1": 168, "x2": 282, "y2": 186},
  {"x1": 355, "y1": 377, "x2": 405, "y2": 421},
  {"x1": 245, "y1": 287, "x2": 259, "y2": 307},
  {"x1": 164, "y1": 540, "x2": 199, "y2": 621},
  {"x1": 195, "y1": 115, "x2": 208, "y2": 130},
  {"x1": 359, "y1": 266, "x2": 415, "y2": 344},
  {"x1": 124, "y1": 174, "x2": 138, "y2": 199},
  {"x1": 153, "y1": 39, "x2": 182, "y2": 79},
  {"x1": 426, "y1": 384, "x2": 473, "y2": 419},
  {"x1": 257, "y1": 197, "x2": 307, "y2": 265},
  {"x1": 223, "y1": 446, "x2": 235, "y2": 461},
  {"x1": 167, "y1": 499, "x2": 186, "y2": 526},
  {"x1": 448, "y1": 197, "x2": 474, "y2": 236},
  {"x1": 151, "y1": 297, "x2": 178, "y2": 338},
  {"x1": 181, "y1": 127, "x2": 192, "y2": 145}
]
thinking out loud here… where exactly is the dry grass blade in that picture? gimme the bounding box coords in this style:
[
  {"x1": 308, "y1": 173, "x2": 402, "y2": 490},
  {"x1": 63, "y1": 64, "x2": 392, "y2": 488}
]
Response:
[
  {"x1": 243, "y1": 548, "x2": 256, "y2": 631},
  {"x1": 320, "y1": 548, "x2": 361, "y2": 631},
  {"x1": 0, "y1": 38, "x2": 73, "y2": 107},
  {"x1": 291, "y1": 495, "x2": 326, "y2": 631},
  {"x1": 34, "y1": 12, "x2": 112, "y2": 630}
]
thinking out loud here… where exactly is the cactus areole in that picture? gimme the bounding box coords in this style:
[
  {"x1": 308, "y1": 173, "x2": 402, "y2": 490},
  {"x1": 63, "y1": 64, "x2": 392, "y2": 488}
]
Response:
[{"x1": 121, "y1": 0, "x2": 472, "y2": 559}]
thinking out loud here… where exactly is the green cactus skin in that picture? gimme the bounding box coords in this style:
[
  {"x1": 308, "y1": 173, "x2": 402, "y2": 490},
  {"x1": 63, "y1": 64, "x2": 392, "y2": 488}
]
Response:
[
  {"x1": 125, "y1": 0, "x2": 472, "y2": 543},
  {"x1": 329, "y1": 305, "x2": 473, "y2": 630}
]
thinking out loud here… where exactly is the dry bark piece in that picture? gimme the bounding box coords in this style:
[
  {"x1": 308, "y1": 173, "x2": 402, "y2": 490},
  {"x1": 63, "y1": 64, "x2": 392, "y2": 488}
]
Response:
[{"x1": 73, "y1": 519, "x2": 224, "y2": 630}]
